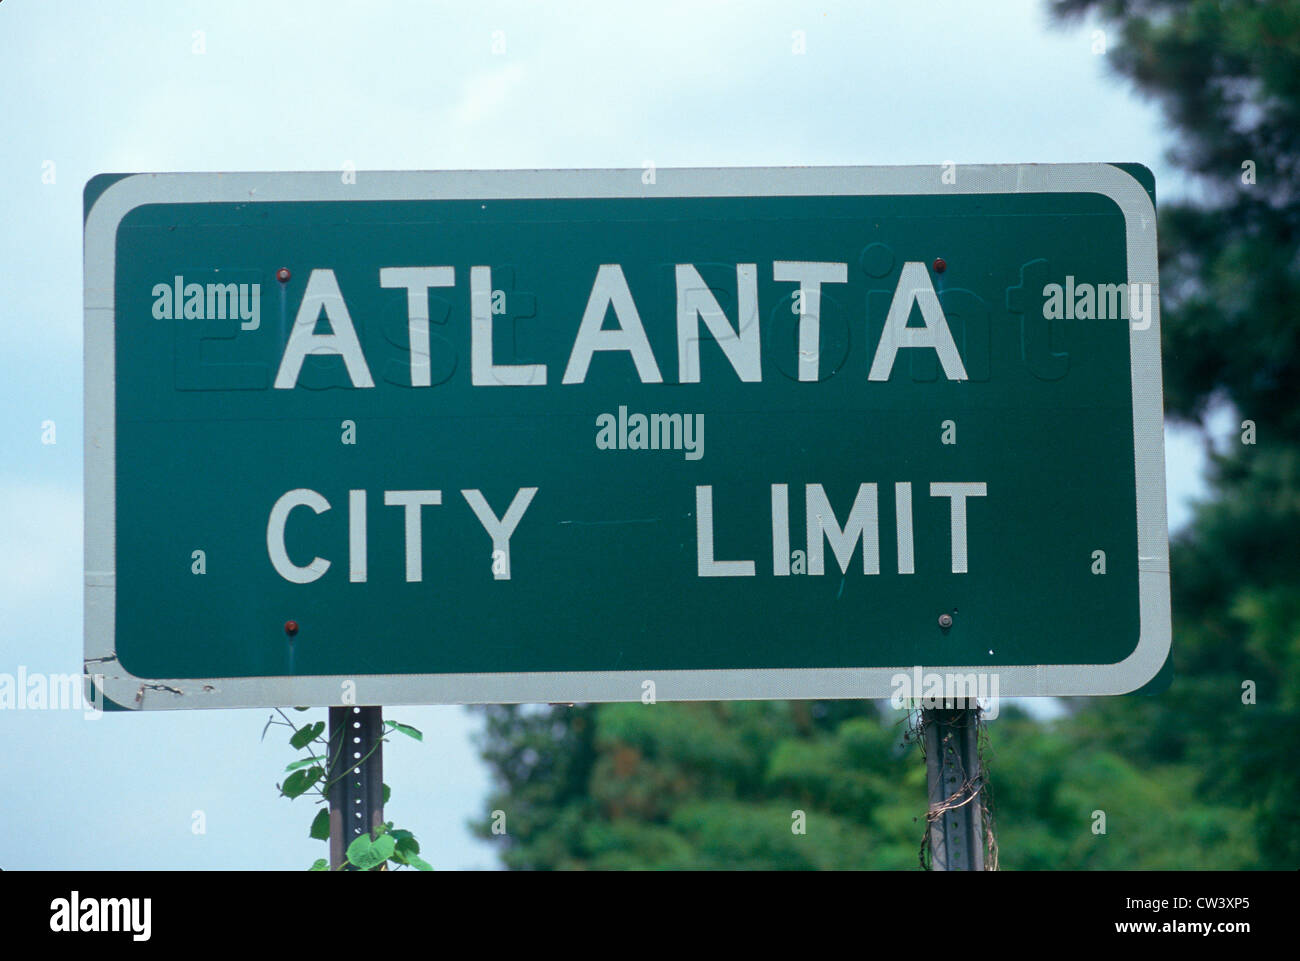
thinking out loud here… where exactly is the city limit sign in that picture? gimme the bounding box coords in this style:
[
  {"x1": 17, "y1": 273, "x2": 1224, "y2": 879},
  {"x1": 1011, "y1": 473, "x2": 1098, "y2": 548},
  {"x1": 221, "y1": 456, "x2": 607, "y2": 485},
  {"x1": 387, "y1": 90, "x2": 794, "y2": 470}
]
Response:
[{"x1": 83, "y1": 165, "x2": 1170, "y2": 710}]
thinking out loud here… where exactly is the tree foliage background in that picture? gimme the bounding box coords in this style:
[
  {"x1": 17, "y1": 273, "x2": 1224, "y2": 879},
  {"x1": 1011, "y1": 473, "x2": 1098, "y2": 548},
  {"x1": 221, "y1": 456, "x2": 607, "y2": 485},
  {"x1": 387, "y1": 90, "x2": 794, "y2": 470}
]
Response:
[{"x1": 472, "y1": 0, "x2": 1300, "y2": 869}]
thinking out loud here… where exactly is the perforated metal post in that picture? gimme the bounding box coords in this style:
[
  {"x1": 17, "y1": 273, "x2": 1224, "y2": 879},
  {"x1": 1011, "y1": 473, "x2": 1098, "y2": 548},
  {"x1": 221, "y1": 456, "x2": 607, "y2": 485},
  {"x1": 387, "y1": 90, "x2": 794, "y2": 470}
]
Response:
[
  {"x1": 328, "y1": 706, "x2": 384, "y2": 870},
  {"x1": 923, "y1": 704, "x2": 984, "y2": 871}
]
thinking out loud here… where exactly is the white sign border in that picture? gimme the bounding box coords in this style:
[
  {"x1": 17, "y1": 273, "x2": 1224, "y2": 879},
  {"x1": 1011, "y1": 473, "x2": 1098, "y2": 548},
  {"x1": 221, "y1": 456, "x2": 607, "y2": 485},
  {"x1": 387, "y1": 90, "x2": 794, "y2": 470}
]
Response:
[{"x1": 84, "y1": 164, "x2": 1170, "y2": 709}]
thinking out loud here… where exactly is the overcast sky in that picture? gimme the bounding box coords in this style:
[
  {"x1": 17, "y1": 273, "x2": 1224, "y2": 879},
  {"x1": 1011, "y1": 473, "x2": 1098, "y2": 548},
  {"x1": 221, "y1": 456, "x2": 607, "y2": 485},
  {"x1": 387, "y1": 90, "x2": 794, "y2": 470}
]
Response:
[{"x1": 0, "y1": 0, "x2": 1226, "y2": 870}]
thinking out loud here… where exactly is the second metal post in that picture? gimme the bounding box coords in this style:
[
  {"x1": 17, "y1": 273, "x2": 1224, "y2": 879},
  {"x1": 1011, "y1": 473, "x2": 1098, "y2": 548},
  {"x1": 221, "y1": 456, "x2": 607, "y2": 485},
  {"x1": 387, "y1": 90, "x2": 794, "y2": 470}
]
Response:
[
  {"x1": 328, "y1": 705, "x2": 385, "y2": 869},
  {"x1": 923, "y1": 704, "x2": 985, "y2": 871}
]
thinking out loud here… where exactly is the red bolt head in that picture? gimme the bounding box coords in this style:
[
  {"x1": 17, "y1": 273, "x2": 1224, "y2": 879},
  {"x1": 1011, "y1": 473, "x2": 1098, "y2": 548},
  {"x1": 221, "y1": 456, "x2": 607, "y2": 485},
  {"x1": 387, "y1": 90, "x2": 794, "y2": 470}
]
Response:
[
  {"x1": 276, "y1": 267, "x2": 291, "y2": 283},
  {"x1": 285, "y1": 620, "x2": 299, "y2": 636},
  {"x1": 933, "y1": 258, "x2": 947, "y2": 273}
]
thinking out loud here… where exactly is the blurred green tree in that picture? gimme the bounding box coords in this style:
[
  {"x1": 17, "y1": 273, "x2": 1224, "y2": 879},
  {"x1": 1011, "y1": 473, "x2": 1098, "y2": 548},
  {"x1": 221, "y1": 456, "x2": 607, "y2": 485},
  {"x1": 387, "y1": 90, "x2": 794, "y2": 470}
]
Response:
[{"x1": 472, "y1": 700, "x2": 1254, "y2": 869}]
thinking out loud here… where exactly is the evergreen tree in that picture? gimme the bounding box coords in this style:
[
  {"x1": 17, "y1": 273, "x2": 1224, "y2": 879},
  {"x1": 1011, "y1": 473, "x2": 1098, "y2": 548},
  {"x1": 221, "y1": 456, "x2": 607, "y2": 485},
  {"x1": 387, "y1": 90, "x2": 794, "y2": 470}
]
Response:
[{"x1": 1051, "y1": 0, "x2": 1300, "y2": 869}]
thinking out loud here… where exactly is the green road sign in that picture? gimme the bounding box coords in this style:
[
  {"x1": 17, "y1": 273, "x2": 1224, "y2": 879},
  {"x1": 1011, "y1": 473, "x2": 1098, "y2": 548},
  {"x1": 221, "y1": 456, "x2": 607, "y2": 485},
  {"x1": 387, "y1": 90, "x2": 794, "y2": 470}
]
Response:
[{"x1": 83, "y1": 165, "x2": 1169, "y2": 710}]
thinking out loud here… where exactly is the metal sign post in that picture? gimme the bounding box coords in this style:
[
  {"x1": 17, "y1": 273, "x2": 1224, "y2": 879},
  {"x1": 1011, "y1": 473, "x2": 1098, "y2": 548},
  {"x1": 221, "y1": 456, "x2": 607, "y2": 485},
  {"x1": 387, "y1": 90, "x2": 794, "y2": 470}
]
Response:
[
  {"x1": 923, "y1": 703, "x2": 985, "y2": 871},
  {"x1": 327, "y1": 706, "x2": 384, "y2": 870}
]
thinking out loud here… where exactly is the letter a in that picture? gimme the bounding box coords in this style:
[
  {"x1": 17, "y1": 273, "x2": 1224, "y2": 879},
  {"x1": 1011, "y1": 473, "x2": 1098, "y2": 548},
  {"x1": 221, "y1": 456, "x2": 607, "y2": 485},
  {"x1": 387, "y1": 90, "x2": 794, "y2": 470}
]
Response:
[
  {"x1": 275, "y1": 269, "x2": 375, "y2": 389},
  {"x1": 868, "y1": 262, "x2": 967, "y2": 382}
]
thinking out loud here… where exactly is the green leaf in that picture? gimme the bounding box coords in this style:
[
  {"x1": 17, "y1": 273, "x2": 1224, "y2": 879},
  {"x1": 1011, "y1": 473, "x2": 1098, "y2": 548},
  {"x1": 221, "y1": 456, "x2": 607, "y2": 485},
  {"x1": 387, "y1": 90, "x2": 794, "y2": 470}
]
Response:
[
  {"x1": 346, "y1": 833, "x2": 396, "y2": 870},
  {"x1": 384, "y1": 721, "x2": 423, "y2": 741},
  {"x1": 406, "y1": 853, "x2": 434, "y2": 871},
  {"x1": 308, "y1": 858, "x2": 329, "y2": 872},
  {"x1": 394, "y1": 832, "x2": 420, "y2": 858},
  {"x1": 382, "y1": 783, "x2": 391, "y2": 805},
  {"x1": 309, "y1": 809, "x2": 330, "y2": 840},
  {"x1": 281, "y1": 766, "x2": 323, "y2": 799},
  {"x1": 285, "y1": 756, "x2": 325, "y2": 772},
  {"x1": 290, "y1": 721, "x2": 325, "y2": 750},
  {"x1": 293, "y1": 706, "x2": 311, "y2": 712}
]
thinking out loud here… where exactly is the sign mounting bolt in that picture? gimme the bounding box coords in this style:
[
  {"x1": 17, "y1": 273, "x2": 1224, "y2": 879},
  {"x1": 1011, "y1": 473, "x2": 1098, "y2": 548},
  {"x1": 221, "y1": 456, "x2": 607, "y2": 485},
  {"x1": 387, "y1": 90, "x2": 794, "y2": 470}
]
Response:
[
  {"x1": 285, "y1": 620, "x2": 299, "y2": 636},
  {"x1": 276, "y1": 267, "x2": 291, "y2": 283},
  {"x1": 933, "y1": 258, "x2": 946, "y2": 273},
  {"x1": 938, "y1": 613, "x2": 953, "y2": 629}
]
